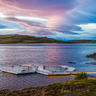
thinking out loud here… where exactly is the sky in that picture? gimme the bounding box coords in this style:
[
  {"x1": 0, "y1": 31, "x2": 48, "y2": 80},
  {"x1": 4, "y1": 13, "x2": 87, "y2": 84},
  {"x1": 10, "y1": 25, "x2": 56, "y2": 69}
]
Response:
[{"x1": 0, "y1": 0, "x2": 96, "y2": 41}]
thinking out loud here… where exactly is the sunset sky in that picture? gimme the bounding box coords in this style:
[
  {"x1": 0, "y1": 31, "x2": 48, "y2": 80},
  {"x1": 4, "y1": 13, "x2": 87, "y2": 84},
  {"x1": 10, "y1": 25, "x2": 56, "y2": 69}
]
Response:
[{"x1": 0, "y1": 0, "x2": 96, "y2": 41}]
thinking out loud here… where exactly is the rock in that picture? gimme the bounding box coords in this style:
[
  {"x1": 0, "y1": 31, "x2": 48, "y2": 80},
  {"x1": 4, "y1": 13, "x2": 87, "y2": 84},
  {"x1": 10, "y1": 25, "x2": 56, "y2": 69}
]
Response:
[
  {"x1": 86, "y1": 62, "x2": 96, "y2": 65},
  {"x1": 86, "y1": 53, "x2": 96, "y2": 60},
  {"x1": 68, "y1": 62, "x2": 76, "y2": 64}
]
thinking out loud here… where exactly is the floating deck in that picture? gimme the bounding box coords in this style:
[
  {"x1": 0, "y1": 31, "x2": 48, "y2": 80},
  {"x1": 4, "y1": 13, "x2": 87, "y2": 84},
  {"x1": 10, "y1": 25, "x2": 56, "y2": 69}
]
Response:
[
  {"x1": 0, "y1": 64, "x2": 76, "y2": 75},
  {"x1": 0, "y1": 65, "x2": 36, "y2": 74},
  {"x1": 36, "y1": 65, "x2": 76, "y2": 76}
]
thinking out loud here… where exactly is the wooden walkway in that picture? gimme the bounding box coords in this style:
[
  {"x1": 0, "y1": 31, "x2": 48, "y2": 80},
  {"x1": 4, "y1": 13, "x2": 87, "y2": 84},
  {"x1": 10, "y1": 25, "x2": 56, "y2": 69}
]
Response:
[
  {"x1": 48, "y1": 72, "x2": 96, "y2": 76},
  {"x1": 73, "y1": 72, "x2": 96, "y2": 75}
]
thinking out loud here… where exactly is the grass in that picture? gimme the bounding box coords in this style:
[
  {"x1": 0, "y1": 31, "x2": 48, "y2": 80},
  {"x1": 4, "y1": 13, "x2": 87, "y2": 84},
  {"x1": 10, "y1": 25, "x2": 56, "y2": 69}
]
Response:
[
  {"x1": 1, "y1": 76, "x2": 96, "y2": 96},
  {"x1": 75, "y1": 72, "x2": 88, "y2": 80}
]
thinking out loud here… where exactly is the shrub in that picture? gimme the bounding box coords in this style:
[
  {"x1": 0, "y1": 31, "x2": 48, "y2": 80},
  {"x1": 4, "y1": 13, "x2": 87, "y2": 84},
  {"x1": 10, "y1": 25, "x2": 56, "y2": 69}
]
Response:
[
  {"x1": 83, "y1": 90, "x2": 88, "y2": 96},
  {"x1": 75, "y1": 72, "x2": 88, "y2": 80}
]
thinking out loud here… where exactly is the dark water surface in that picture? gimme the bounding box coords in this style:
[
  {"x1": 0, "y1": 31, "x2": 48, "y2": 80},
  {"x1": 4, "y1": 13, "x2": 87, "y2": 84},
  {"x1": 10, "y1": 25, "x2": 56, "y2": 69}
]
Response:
[{"x1": 0, "y1": 43, "x2": 96, "y2": 90}]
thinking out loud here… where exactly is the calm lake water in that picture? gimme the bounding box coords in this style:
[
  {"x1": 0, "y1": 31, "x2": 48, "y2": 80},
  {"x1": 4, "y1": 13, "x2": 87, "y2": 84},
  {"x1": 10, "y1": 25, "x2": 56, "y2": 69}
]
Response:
[{"x1": 0, "y1": 43, "x2": 96, "y2": 90}]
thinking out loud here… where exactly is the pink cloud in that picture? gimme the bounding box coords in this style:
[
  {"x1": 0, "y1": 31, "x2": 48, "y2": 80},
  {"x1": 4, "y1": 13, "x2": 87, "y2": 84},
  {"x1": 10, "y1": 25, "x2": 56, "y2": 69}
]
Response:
[{"x1": 0, "y1": 0, "x2": 77, "y2": 36}]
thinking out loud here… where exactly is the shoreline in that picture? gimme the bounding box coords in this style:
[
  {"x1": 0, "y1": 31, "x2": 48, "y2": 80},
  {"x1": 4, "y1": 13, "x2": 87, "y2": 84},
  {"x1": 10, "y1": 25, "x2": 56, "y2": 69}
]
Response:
[
  {"x1": 0, "y1": 78, "x2": 96, "y2": 96},
  {"x1": 0, "y1": 42, "x2": 96, "y2": 44}
]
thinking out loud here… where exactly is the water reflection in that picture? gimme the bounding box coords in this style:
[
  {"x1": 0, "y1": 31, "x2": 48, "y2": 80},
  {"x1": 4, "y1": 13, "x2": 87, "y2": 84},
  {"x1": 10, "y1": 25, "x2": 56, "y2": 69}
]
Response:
[{"x1": 0, "y1": 43, "x2": 96, "y2": 90}]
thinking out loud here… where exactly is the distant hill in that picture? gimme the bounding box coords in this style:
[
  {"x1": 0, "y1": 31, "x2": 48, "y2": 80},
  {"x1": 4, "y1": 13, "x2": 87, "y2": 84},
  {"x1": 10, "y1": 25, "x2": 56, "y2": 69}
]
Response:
[
  {"x1": 0, "y1": 35, "x2": 62, "y2": 43},
  {"x1": 0, "y1": 35, "x2": 96, "y2": 44},
  {"x1": 64, "y1": 40, "x2": 96, "y2": 43}
]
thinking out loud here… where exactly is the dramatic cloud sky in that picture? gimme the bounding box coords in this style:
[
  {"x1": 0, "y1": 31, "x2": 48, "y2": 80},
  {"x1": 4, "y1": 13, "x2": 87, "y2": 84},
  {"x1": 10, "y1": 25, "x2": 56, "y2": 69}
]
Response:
[{"x1": 0, "y1": 0, "x2": 96, "y2": 41}]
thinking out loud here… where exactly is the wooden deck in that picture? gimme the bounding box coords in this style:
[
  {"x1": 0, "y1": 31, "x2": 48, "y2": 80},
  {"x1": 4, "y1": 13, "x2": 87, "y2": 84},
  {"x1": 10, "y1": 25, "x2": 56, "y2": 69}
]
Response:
[
  {"x1": 48, "y1": 72, "x2": 96, "y2": 76},
  {"x1": 73, "y1": 72, "x2": 96, "y2": 75}
]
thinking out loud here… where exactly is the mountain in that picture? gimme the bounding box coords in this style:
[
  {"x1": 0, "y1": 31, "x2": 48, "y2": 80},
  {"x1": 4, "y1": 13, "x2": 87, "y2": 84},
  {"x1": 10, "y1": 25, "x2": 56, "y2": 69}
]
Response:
[{"x1": 0, "y1": 35, "x2": 96, "y2": 44}]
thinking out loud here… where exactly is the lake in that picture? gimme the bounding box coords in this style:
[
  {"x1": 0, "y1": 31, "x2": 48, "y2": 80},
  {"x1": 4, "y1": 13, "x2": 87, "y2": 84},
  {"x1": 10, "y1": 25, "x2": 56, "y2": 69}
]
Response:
[{"x1": 0, "y1": 43, "x2": 96, "y2": 90}]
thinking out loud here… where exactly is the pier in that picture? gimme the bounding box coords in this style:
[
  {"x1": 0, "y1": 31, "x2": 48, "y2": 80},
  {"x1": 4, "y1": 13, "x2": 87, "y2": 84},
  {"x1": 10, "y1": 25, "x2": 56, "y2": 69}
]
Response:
[{"x1": 48, "y1": 72, "x2": 96, "y2": 76}]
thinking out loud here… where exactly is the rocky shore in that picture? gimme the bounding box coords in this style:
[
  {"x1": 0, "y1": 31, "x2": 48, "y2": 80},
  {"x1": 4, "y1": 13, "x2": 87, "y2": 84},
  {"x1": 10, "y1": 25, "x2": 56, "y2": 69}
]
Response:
[
  {"x1": 0, "y1": 78, "x2": 96, "y2": 96},
  {"x1": 87, "y1": 53, "x2": 96, "y2": 60}
]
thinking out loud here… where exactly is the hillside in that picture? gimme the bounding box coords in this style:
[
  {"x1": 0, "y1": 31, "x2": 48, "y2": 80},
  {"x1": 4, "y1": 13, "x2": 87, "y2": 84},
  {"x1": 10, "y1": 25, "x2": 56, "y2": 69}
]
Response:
[
  {"x1": 0, "y1": 35, "x2": 96, "y2": 43},
  {"x1": 66, "y1": 40, "x2": 96, "y2": 43},
  {"x1": 0, "y1": 35, "x2": 62, "y2": 43}
]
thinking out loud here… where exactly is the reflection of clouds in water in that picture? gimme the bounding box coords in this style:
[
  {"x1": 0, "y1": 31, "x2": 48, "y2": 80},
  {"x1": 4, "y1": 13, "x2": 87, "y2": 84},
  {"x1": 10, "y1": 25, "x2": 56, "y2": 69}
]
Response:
[
  {"x1": 0, "y1": 43, "x2": 96, "y2": 68},
  {"x1": 0, "y1": 44, "x2": 96, "y2": 90},
  {"x1": 0, "y1": 73, "x2": 74, "y2": 90},
  {"x1": 46, "y1": 45, "x2": 68, "y2": 66},
  {"x1": 0, "y1": 45, "x2": 48, "y2": 66}
]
